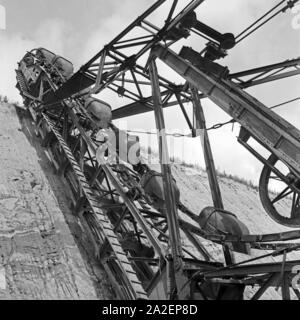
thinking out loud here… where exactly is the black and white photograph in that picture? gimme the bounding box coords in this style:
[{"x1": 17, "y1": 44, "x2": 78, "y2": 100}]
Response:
[{"x1": 0, "y1": 0, "x2": 300, "y2": 304}]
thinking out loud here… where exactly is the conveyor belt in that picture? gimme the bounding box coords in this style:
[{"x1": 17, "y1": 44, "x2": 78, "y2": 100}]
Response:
[
  {"x1": 42, "y1": 113, "x2": 148, "y2": 300},
  {"x1": 152, "y1": 44, "x2": 300, "y2": 175}
]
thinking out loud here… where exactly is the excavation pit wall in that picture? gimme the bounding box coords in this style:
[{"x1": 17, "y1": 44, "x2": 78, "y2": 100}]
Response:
[
  {"x1": 0, "y1": 102, "x2": 113, "y2": 300},
  {"x1": 0, "y1": 101, "x2": 299, "y2": 300}
]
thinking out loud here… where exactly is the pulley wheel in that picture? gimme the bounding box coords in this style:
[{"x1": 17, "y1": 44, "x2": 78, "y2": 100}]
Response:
[{"x1": 259, "y1": 154, "x2": 300, "y2": 227}]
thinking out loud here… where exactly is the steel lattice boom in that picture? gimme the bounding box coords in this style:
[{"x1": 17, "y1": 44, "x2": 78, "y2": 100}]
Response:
[{"x1": 14, "y1": 0, "x2": 300, "y2": 300}]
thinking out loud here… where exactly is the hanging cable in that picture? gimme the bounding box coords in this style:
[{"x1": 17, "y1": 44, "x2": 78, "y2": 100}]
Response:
[
  {"x1": 126, "y1": 129, "x2": 191, "y2": 137},
  {"x1": 236, "y1": 0, "x2": 285, "y2": 40},
  {"x1": 235, "y1": 0, "x2": 299, "y2": 45},
  {"x1": 270, "y1": 96, "x2": 300, "y2": 109},
  {"x1": 207, "y1": 119, "x2": 236, "y2": 131},
  {"x1": 125, "y1": 96, "x2": 299, "y2": 138}
]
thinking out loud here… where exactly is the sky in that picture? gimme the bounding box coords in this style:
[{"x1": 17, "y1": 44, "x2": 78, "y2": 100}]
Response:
[{"x1": 0, "y1": 0, "x2": 300, "y2": 187}]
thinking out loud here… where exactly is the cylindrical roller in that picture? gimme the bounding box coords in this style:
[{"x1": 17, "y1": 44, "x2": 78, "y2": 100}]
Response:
[
  {"x1": 22, "y1": 53, "x2": 34, "y2": 66},
  {"x1": 197, "y1": 206, "x2": 251, "y2": 255},
  {"x1": 140, "y1": 170, "x2": 180, "y2": 212},
  {"x1": 51, "y1": 56, "x2": 74, "y2": 80},
  {"x1": 36, "y1": 48, "x2": 56, "y2": 64},
  {"x1": 85, "y1": 97, "x2": 112, "y2": 129}
]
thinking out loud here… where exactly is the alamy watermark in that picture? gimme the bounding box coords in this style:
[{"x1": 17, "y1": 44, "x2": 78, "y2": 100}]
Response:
[
  {"x1": 0, "y1": 4, "x2": 6, "y2": 30},
  {"x1": 94, "y1": 127, "x2": 205, "y2": 166}
]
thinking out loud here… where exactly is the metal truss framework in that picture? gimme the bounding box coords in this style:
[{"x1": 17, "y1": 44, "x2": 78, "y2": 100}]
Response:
[{"x1": 15, "y1": 0, "x2": 300, "y2": 300}]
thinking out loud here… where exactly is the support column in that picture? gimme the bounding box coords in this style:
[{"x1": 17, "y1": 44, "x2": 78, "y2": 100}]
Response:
[
  {"x1": 149, "y1": 58, "x2": 188, "y2": 299},
  {"x1": 191, "y1": 87, "x2": 234, "y2": 265}
]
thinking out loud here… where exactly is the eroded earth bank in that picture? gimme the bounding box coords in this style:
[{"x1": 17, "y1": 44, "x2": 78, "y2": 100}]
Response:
[{"x1": 0, "y1": 102, "x2": 113, "y2": 299}]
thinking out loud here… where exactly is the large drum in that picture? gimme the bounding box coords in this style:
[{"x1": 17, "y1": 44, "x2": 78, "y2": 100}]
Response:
[
  {"x1": 198, "y1": 206, "x2": 251, "y2": 254},
  {"x1": 36, "y1": 48, "x2": 56, "y2": 64},
  {"x1": 22, "y1": 53, "x2": 34, "y2": 66},
  {"x1": 85, "y1": 97, "x2": 112, "y2": 129},
  {"x1": 51, "y1": 56, "x2": 74, "y2": 80},
  {"x1": 36, "y1": 48, "x2": 74, "y2": 80},
  {"x1": 140, "y1": 170, "x2": 180, "y2": 212}
]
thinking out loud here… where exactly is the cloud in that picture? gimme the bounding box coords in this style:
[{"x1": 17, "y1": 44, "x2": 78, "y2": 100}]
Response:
[
  {"x1": 0, "y1": 4, "x2": 5, "y2": 30},
  {"x1": 0, "y1": 32, "x2": 35, "y2": 101},
  {"x1": 34, "y1": 19, "x2": 72, "y2": 56},
  {"x1": 79, "y1": 0, "x2": 151, "y2": 64},
  {"x1": 1, "y1": 0, "x2": 299, "y2": 189}
]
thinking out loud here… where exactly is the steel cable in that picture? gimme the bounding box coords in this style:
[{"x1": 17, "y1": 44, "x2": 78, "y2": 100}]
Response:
[{"x1": 235, "y1": 0, "x2": 299, "y2": 45}]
